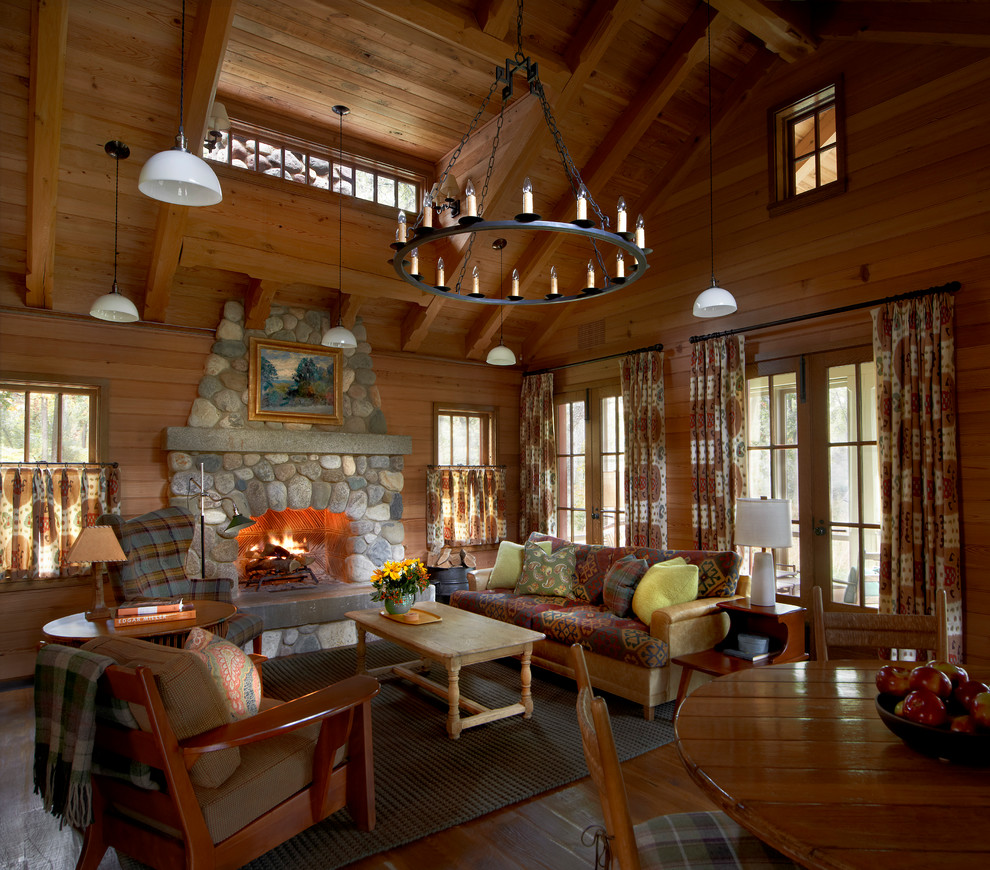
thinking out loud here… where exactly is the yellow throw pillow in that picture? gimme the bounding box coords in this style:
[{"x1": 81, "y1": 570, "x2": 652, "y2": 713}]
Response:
[
  {"x1": 488, "y1": 540, "x2": 551, "y2": 589},
  {"x1": 631, "y1": 557, "x2": 699, "y2": 624}
]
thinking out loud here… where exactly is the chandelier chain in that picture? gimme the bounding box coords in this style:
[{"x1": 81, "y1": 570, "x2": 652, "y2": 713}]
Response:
[{"x1": 515, "y1": 0, "x2": 524, "y2": 60}]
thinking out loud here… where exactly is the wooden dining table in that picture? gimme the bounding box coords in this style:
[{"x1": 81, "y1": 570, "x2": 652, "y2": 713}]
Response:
[{"x1": 675, "y1": 661, "x2": 990, "y2": 870}]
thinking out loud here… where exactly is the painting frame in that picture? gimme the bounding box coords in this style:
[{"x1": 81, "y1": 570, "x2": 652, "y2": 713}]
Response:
[{"x1": 248, "y1": 337, "x2": 343, "y2": 425}]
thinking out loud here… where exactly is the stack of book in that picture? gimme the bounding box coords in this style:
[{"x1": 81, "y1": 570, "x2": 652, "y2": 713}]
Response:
[{"x1": 113, "y1": 597, "x2": 196, "y2": 628}]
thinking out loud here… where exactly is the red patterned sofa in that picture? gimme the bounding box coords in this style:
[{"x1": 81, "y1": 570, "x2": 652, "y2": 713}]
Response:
[{"x1": 450, "y1": 533, "x2": 748, "y2": 719}]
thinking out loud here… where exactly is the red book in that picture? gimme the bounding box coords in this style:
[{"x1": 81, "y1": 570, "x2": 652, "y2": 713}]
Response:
[{"x1": 116, "y1": 597, "x2": 187, "y2": 618}]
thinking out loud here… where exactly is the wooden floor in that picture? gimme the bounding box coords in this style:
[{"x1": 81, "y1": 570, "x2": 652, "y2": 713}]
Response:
[{"x1": 2, "y1": 680, "x2": 716, "y2": 870}]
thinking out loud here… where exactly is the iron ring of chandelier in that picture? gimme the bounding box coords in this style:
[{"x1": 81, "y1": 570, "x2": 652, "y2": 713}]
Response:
[{"x1": 391, "y1": 219, "x2": 651, "y2": 305}]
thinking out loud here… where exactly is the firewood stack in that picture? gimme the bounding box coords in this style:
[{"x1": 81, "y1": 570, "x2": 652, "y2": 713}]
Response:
[{"x1": 426, "y1": 546, "x2": 477, "y2": 570}]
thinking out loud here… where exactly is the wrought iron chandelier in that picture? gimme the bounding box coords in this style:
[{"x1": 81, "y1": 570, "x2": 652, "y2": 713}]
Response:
[{"x1": 389, "y1": 0, "x2": 650, "y2": 305}]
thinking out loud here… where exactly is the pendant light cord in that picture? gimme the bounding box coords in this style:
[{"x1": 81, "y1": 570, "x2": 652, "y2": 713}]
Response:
[
  {"x1": 113, "y1": 151, "x2": 120, "y2": 285},
  {"x1": 707, "y1": 1, "x2": 716, "y2": 288},
  {"x1": 338, "y1": 108, "x2": 344, "y2": 328},
  {"x1": 178, "y1": 0, "x2": 186, "y2": 139}
]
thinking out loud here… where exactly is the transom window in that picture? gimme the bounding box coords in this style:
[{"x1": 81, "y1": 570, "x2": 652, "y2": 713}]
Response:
[
  {"x1": 1, "y1": 381, "x2": 99, "y2": 463},
  {"x1": 435, "y1": 404, "x2": 496, "y2": 466}
]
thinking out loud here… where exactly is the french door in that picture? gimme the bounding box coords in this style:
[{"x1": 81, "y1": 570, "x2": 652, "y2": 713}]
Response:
[{"x1": 556, "y1": 387, "x2": 625, "y2": 545}]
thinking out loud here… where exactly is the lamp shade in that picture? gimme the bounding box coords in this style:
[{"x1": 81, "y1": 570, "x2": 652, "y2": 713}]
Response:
[
  {"x1": 139, "y1": 144, "x2": 223, "y2": 206},
  {"x1": 90, "y1": 285, "x2": 140, "y2": 322},
  {"x1": 486, "y1": 343, "x2": 516, "y2": 366},
  {"x1": 66, "y1": 526, "x2": 127, "y2": 563},
  {"x1": 693, "y1": 283, "x2": 737, "y2": 318},
  {"x1": 224, "y1": 510, "x2": 256, "y2": 533},
  {"x1": 734, "y1": 498, "x2": 793, "y2": 548},
  {"x1": 321, "y1": 325, "x2": 358, "y2": 348}
]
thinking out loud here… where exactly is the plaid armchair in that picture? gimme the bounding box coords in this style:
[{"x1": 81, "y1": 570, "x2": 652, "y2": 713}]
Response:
[{"x1": 98, "y1": 506, "x2": 263, "y2": 650}]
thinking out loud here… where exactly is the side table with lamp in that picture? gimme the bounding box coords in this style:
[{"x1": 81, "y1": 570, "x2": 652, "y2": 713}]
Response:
[{"x1": 64, "y1": 525, "x2": 129, "y2": 622}]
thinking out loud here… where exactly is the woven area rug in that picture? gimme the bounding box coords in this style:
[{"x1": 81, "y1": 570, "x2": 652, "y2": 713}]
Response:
[{"x1": 125, "y1": 641, "x2": 676, "y2": 870}]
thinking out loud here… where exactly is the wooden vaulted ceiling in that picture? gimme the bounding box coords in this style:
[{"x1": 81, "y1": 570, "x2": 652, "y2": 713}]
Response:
[{"x1": 18, "y1": 1, "x2": 990, "y2": 365}]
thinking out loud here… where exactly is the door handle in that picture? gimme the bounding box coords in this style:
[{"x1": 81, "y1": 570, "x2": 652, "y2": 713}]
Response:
[
  {"x1": 814, "y1": 522, "x2": 827, "y2": 537},
  {"x1": 591, "y1": 508, "x2": 600, "y2": 520}
]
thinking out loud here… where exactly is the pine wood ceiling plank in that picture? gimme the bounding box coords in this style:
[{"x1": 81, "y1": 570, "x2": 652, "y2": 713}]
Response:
[
  {"x1": 25, "y1": 0, "x2": 69, "y2": 310},
  {"x1": 709, "y1": 0, "x2": 816, "y2": 62},
  {"x1": 244, "y1": 277, "x2": 281, "y2": 329},
  {"x1": 815, "y1": 2, "x2": 990, "y2": 49}
]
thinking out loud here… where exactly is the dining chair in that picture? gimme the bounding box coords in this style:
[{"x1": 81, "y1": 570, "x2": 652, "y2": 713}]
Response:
[
  {"x1": 811, "y1": 585, "x2": 948, "y2": 662},
  {"x1": 570, "y1": 644, "x2": 798, "y2": 869}
]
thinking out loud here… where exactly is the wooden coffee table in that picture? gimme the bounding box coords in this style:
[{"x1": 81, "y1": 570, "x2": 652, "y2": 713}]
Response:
[{"x1": 346, "y1": 601, "x2": 545, "y2": 739}]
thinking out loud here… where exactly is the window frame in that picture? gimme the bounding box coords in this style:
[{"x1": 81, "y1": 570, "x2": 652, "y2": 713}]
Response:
[{"x1": 433, "y1": 402, "x2": 498, "y2": 467}]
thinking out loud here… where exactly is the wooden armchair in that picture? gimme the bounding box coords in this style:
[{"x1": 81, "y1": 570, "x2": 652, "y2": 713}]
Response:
[
  {"x1": 811, "y1": 585, "x2": 948, "y2": 662},
  {"x1": 73, "y1": 637, "x2": 378, "y2": 870},
  {"x1": 570, "y1": 644, "x2": 796, "y2": 869}
]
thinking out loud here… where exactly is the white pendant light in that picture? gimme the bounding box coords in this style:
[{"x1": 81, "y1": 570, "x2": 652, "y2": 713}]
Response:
[
  {"x1": 693, "y1": 3, "x2": 737, "y2": 320},
  {"x1": 91, "y1": 140, "x2": 140, "y2": 323},
  {"x1": 486, "y1": 237, "x2": 516, "y2": 365},
  {"x1": 139, "y1": 0, "x2": 222, "y2": 207},
  {"x1": 322, "y1": 105, "x2": 358, "y2": 349}
]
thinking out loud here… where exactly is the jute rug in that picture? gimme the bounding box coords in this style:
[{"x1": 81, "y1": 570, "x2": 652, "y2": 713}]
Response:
[{"x1": 125, "y1": 641, "x2": 676, "y2": 869}]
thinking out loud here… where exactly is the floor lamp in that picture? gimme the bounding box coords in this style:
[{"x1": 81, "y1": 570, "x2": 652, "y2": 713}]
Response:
[
  {"x1": 734, "y1": 497, "x2": 793, "y2": 607},
  {"x1": 189, "y1": 464, "x2": 256, "y2": 579},
  {"x1": 66, "y1": 526, "x2": 128, "y2": 621}
]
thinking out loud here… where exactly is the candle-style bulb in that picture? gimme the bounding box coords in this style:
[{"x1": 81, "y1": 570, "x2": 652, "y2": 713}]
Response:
[
  {"x1": 422, "y1": 192, "x2": 433, "y2": 228},
  {"x1": 522, "y1": 176, "x2": 534, "y2": 214},
  {"x1": 410, "y1": 247, "x2": 419, "y2": 274},
  {"x1": 472, "y1": 264, "x2": 480, "y2": 294},
  {"x1": 549, "y1": 265, "x2": 558, "y2": 295},
  {"x1": 576, "y1": 184, "x2": 588, "y2": 221},
  {"x1": 617, "y1": 197, "x2": 627, "y2": 233},
  {"x1": 586, "y1": 259, "x2": 594, "y2": 288},
  {"x1": 635, "y1": 213, "x2": 646, "y2": 248},
  {"x1": 511, "y1": 268, "x2": 520, "y2": 295},
  {"x1": 465, "y1": 178, "x2": 477, "y2": 217},
  {"x1": 615, "y1": 251, "x2": 625, "y2": 279},
  {"x1": 397, "y1": 210, "x2": 407, "y2": 243},
  {"x1": 437, "y1": 257, "x2": 445, "y2": 286}
]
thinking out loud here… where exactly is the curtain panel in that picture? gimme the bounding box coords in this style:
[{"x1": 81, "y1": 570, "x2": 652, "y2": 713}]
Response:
[
  {"x1": 619, "y1": 349, "x2": 667, "y2": 548},
  {"x1": 690, "y1": 336, "x2": 747, "y2": 550},
  {"x1": 872, "y1": 292, "x2": 962, "y2": 661},
  {"x1": 519, "y1": 372, "x2": 556, "y2": 538},
  {"x1": 1, "y1": 464, "x2": 121, "y2": 581},
  {"x1": 425, "y1": 466, "x2": 507, "y2": 548}
]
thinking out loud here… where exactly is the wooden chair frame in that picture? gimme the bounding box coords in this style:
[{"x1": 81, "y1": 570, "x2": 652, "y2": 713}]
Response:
[
  {"x1": 76, "y1": 664, "x2": 379, "y2": 870},
  {"x1": 811, "y1": 585, "x2": 948, "y2": 662}
]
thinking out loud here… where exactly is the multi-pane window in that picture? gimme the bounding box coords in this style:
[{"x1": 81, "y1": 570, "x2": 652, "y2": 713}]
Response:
[
  {"x1": 769, "y1": 83, "x2": 844, "y2": 211},
  {"x1": 204, "y1": 122, "x2": 421, "y2": 214},
  {"x1": 556, "y1": 399, "x2": 587, "y2": 543},
  {"x1": 435, "y1": 405, "x2": 495, "y2": 465},
  {"x1": 1, "y1": 383, "x2": 97, "y2": 463}
]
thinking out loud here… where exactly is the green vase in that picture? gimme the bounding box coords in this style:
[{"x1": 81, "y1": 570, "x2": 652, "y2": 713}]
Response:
[{"x1": 385, "y1": 592, "x2": 415, "y2": 615}]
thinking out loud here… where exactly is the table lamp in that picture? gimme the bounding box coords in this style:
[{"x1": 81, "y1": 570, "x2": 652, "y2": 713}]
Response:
[
  {"x1": 734, "y1": 497, "x2": 793, "y2": 607},
  {"x1": 66, "y1": 525, "x2": 128, "y2": 621}
]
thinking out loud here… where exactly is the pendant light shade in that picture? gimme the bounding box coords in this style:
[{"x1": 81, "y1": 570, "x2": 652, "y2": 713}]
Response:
[
  {"x1": 486, "y1": 344, "x2": 517, "y2": 366},
  {"x1": 140, "y1": 0, "x2": 222, "y2": 207},
  {"x1": 91, "y1": 140, "x2": 139, "y2": 323},
  {"x1": 693, "y1": 283, "x2": 737, "y2": 318},
  {"x1": 321, "y1": 325, "x2": 358, "y2": 348}
]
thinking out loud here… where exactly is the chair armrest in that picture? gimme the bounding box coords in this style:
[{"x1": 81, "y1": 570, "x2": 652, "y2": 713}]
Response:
[
  {"x1": 188, "y1": 578, "x2": 233, "y2": 602},
  {"x1": 649, "y1": 594, "x2": 747, "y2": 658},
  {"x1": 179, "y1": 675, "x2": 380, "y2": 761},
  {"x1": 467, "y1": 568, "x2": 493, "y2": 591}
]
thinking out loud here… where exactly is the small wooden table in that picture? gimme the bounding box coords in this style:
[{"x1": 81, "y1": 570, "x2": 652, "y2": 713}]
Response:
[
  {"x1": 672, "y1": 598, "x2": 807, "y2": 710},
  {"x1": 346, "y1": 601, "x2": 544, "y2": 739},
  {"x1": 676, "y1": 661, "x2": 990, "y2": 870},
  {"x1": 42, "y1": 600, "x2": 236, "y2": 647}
]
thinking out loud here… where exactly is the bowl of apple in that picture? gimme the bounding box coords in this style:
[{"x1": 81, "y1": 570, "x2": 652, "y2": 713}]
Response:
[{"x1": 875, "y1": 661, "x2": 990, "y2": 765}]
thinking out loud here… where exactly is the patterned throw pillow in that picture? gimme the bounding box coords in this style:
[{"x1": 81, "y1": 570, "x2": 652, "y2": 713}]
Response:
[
  {"x1": 184, "y1": 627, "x2": 261, "y2": 720},
  {"x1": 632, "y1": 558, "x2": 699, "y2": 624},
  {"x1": 515, "y1": 540, "x2": 577, "y2": 597},
  {"x1": 489, "y1": 540, "x2": 552, "y2": 589},
  {"x1": 602, "y1": 555, "x2": 650, "y2": 618}
]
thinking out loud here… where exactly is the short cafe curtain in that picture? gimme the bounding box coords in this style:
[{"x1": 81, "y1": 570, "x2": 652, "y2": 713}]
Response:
[
  {"x1": 426, "y1": 466, "x2": 507, "y2": 548},
  {"x1": 0, "y1": 464, "x2": 121, "y2": 581}
]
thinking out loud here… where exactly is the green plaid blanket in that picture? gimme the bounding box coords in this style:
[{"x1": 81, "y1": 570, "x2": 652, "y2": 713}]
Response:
[{"x1": 33, "y1": 643, "x2": 150, "y2": 830}]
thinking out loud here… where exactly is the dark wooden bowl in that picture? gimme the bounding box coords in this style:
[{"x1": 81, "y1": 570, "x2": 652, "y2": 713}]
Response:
[{"x1": 875, "y1": 693, "x2": 990, "y2": 765}]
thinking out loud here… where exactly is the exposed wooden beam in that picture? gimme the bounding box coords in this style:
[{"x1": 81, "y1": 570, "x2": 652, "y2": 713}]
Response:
[
  {"x1": 25, "y1": 0, "x2": 69, "y2": 310},
  {"x1": 476, "y1": 0, "x2": 517, "y2": 39},
  {"x1": 710, "y1": 0, "x2": 817, "y2": 62},
  {"x1": 814, "y1": 2, "x2": 990, "y2": 49},
  {"x1": 244, "y1": 277, "x2": 281, "y2": 329},
  {"x1": 340, "y1": 294, "x2": 362, "y2": 328},
  {"x1": 142, "y1": 0, "x2": 236, "y2": 322},
  {"x1": 401, "y1": 296, "x2": 447, "y2": 350}
]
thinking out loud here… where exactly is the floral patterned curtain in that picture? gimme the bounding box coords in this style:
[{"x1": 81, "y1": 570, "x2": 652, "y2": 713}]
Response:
[
  {"x1": 872, "y1": 292, "x2": 962, "y2": 661},
  {"x1": 619, "y1": 349, "x2": 667, "y2": 548},
  {"x1": 0, "y1": 464, "x2": 121, "y2": 581},
  {"x1": 690, "y1": 335, "x2": 747, "y2": 550},
  {"x1": 426, "y1": 466, "x2": 507, "y2": 548},
  {"x1": 519, "y1": 372, "x2": 556, "y2": 538}
]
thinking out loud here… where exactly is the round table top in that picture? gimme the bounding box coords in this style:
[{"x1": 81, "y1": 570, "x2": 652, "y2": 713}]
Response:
[
  {"x1": 43, "y1": 600, "x2": 236, "y2": 645},
  {"x1": 675, "y1": 660, "x2": 989, "y2": 870}
]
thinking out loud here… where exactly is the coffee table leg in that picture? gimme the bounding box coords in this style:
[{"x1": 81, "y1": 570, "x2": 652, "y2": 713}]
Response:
[
  {"x1": 355, "y1": 625, "x2": 367, "y2": 675},
  {"x1": 520, "y1": 646, "x2": 534, "y2": 719},
  {"x1": 446, "y1": 661, "x2": 462, "y2": 740}
]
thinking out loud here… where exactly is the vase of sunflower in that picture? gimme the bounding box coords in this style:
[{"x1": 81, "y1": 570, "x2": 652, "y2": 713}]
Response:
[{"x1": 371, "y1": 557, "x2": 430, "y2": 615}]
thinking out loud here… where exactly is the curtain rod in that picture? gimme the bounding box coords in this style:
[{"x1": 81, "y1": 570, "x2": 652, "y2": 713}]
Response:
[
  {"x1": 526, "y1": 342, "x2": 664, "y2": 376},
  {"x1": 689, "y1": 281, "x2": 960, "y2": 344},
  {"x1": 0, "y1": 461, "x2": 118, "y2": 468},
  {"x1": 428, "y1": 465, "x2": 507, "y2": 470}
]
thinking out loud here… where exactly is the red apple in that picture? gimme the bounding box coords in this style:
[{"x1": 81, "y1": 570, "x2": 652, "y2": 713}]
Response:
[
  {"x1": 926, "y1": 660, "x2": 969, "y2": 689},
  {"x1": 950, "y1": 714, "x2": 978, "y2": 734},
  {"x1": 953, "y1": 680, "x2": 990, "y2": 713},
  {"x1": 908, "y1": 665, "x2": 953, "y2": 699},
  {"x1": 876, "y1": 665, "x2": 912, "y2": 697},
  {"x1": 901, "y1": 689, "x2": 948, "y2": 727},
  {"x1": 971, "y1": 692, "x2": 990, "y2": 730}
]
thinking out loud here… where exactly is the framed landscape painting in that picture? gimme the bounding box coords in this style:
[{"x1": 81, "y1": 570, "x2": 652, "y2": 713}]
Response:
[{"x1": 248, "y1": 338, "x2": 343, "y2": 425}]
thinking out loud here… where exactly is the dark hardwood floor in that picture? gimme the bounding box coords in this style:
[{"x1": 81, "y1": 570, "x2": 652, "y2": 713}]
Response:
[{"x1": 1, "y1": 681, "x2": 715, "y2": 870}]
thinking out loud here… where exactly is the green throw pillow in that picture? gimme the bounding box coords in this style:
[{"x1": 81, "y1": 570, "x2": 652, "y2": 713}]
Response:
[
  {"x1": 602, "y1": 554, "x2": 651, "y2": 617},
  {"x1": 515, "y1": 540, "x2": 576, "y2": 597},
  {"x1": 632, "y1": 557, "x2": 699, "y2": 624},
  {"x1": 488, "y1": 540, "x2": 551, "y2": 589}
]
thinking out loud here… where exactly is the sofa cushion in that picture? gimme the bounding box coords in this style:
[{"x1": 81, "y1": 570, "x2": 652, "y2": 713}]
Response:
[
  {"x1": 632, "y1": 559, "x2": 699, "y2": 623},
  {"x1": 449, "y1": 589, "x2": 578, "y2": 630},
  {"x1": 184, "y1": 628, "x2": 261, "y2": 720},
  {"x1": 489, "y1": 540, "x2": 551, "y2": 589},
  {"x1": 602, "y1": 555, "x2": 650, "y2": 617},
  {"x1": 534, "y1": 607, "x2": 668, "y2": 669},
  {"x1": 515, "y1": 540, "x2": 577, "y2": 597},
  {"x1": 572, "y1": 545, "x2": 611, "y2": 604}
]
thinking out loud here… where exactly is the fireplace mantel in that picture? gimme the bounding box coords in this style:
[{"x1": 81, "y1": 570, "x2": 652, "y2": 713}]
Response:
[{"x1": 163, "y1": 427, "x2": 412, "y2": 457}]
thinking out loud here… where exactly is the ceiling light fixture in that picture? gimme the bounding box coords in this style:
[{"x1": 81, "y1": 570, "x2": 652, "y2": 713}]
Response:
[
  {"x1": 693, "y1": 2, "x2": 737, "y2": 319},
  {"x1": 90, "y1": 140, "x2": 140, "y2": 323},
  {"x1": 138, "y1": 0, "x2": 222, "y2": 206},
  {"x1": 390, "y1": 0, "x2": 649, "y2": 305},
  {"x1": 486, "y1": 238, "x2": 516, "y2": 365},
  {"x1": 322, "y1": 105, "x2": 358, "y2": 349}
]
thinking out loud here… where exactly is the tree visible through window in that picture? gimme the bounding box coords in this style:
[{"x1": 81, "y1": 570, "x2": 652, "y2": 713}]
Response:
[{"x1": 1, "y1": 383, "x2": 97, "y2": 463}]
